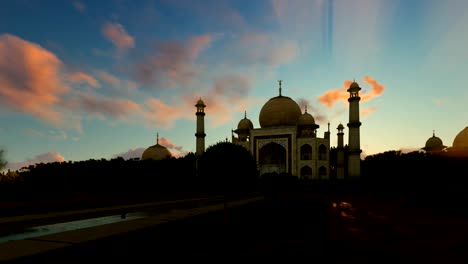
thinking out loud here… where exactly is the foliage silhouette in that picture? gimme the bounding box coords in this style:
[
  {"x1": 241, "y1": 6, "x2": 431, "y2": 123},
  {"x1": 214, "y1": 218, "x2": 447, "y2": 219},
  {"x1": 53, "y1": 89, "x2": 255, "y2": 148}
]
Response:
[
  {"x1": 0, "y1": 149, "x2": 6, "y2": 171},
  {"x1": 198, "y1": 141, "x2": 258, "y2": 193}
]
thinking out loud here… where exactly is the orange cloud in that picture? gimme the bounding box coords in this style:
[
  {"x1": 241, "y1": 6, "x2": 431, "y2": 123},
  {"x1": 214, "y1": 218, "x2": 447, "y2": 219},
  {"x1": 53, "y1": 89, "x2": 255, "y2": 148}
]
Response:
[
  {"x1": 159, "y1": 137, "x2": 184, "y2": 152},
  {"x1": 318, "y1": 76, "x2": 385, "y2": 107},
  {"x1": 67, "y1": 72, "x2": 100, "y2": 88},
  {"x1": 318, "y1": 80, "x2": 352, "y2": 107},
  {"x1": 67, "y1": 91, "x2": 141, "y2": 120},
  {"x1": 0, "y1": 34, "x2": 68, "y2": 126},
  {"x1": 361, "y1": 76, "x2": 385, "y2": 102},
  {"x1": 102, "y1": 22, "x2": 135, "y2": 52},
  {"x1": 361, "y1": 106, "x2": 376, "y2": 117},
  {"x1": 6, "y1": 151, "x2": 65, "y2": 171},
  {"x1": 98, "y1": 71, "x2": 120, "y2": 87},
  {"x1": 143, "y1": 98, "x2": 184, "y2": 128}
]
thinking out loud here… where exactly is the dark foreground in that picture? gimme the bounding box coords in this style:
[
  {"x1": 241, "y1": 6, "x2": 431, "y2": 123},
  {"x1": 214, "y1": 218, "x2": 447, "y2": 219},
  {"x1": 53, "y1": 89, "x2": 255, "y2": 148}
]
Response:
[{"x1": 5, "y1": 192, "x2": 468, "y2": 263}]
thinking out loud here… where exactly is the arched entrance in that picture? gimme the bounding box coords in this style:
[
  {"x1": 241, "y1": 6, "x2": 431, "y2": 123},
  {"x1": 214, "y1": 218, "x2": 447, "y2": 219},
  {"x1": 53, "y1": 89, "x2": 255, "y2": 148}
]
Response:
[
  {"x1": 300, "y1": 166, "x2": 312, "y2": 179},
  {"x1": 319, "y1": 166, "x2": 327, "y2": 178},
  {"x1": 259, "y1": 142, "x2": 287, "y2": 175},
  {"x1": 319, "y1": 144, "x2": 327, "y2": 160},
  {"x1": 300, "y1": 144, "x2": 312, "y2": 160}
]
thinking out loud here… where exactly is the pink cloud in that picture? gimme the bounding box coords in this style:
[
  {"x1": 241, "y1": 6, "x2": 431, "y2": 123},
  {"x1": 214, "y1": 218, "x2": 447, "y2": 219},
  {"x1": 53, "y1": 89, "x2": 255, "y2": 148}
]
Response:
[
  {"x1": 114, "y1": 147, "x2": 145, "y2": 160},
  {"x1": 6, "y1": 151, "x2": 65, "y2": 171},
  {"x1": 0, "y1": 34, "x2": 68, "y2": 126},
  {"x1": 159, "y1": 137, "x2": 184, "y2": 152},
  {"x1": 67, "y1": 72, "x2": 100, "y2": 88},
  {"x1": 98, "y1": 71, "x2": 121, "y2": 87},
  {"x1": 66, "y1": 91, "x2": 141, "y2": 120},
  {"x1": 102, "y1": 22, "x2": 135, "y2": 52},
  {"x1": 135, "y1": 34, "x2": 212, "y2": 85},
  {"x1": 143, "y1": 98, "x2": 184, "y2": 128}
]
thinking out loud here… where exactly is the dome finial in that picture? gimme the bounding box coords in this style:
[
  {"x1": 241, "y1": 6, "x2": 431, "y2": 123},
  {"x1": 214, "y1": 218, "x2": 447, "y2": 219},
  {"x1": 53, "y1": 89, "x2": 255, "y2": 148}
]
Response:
[
  {"x1": 278, "y1": 80, "x2": 282, "y2": 96},
  {"x1": 244, "y1": 110, "x2": 247, "y2": 119},
  {"x1": 433, "y1": 130, "x2": 435, "y2": 137},
  {"x1": 304, "y1": 104, "x2": 308, "y2": 114},
  {"x1": 156, "y1": 132, "x2": 159, "y2": 144}
]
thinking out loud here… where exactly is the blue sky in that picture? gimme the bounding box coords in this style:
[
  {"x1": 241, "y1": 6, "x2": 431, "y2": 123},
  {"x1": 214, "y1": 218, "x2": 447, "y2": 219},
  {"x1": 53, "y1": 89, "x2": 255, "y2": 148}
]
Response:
[{"x1": 1, "y1": 0, "x2": 467, "y2": 170}]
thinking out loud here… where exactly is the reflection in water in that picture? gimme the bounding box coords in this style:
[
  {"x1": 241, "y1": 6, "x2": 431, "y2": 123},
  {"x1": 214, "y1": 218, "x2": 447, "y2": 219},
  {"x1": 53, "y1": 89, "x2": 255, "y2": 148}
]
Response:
[{"x1": 0, "y1": 212, "x2": 147, "y2": 243}]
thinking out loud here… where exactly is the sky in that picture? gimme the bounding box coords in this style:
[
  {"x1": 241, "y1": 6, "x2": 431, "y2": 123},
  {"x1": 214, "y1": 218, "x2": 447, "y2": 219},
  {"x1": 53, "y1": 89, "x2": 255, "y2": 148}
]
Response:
[{"x1": 1, "y1": 0, "x2": 467, "y2": 171}]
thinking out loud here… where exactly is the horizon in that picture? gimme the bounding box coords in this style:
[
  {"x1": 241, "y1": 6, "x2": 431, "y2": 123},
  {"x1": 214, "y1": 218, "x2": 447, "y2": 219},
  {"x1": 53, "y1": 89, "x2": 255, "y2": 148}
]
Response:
[{"x1": 1, "y1": 0, "x2": 467, "y2": 171}]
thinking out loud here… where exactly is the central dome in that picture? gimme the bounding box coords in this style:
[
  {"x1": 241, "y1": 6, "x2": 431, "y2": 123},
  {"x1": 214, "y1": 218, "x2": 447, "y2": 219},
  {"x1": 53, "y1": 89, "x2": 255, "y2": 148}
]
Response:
[
  {"x1": 453, "y1": 127, "x2": 468, "y2": 148},
  {"x1": 141, "y1": 144, "x2": 172, "y2": 160},
  {"x1": 259, "y1": 95, "x2": 302, "y2": 128}
]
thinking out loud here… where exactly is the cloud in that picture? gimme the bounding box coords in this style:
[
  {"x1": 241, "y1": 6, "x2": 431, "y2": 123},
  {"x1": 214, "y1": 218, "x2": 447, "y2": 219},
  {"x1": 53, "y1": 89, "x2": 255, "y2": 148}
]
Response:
[
  {"x1": 98, "y1": 71, "x2": 121, "y2": 87},
  {"x1": 6, "y1": 151, "x2": 65, "y2": 171},
  {"x1": 296, "y1": 97, "x2": 327, "y2": 123},
  {"x1": 399, "y1": 147, "x2": 423, "y2": 154},
  {"x1": 434, "y1": 98, "x2": 447, "y2": 107},
  {"x1": 66, "y1": 91, "x2": 141, "y2": 120},
  {"x1": 102, "y1": 22, "x2": 135, "y2": 53},
  {"x1": 318, "y1": 80, "x2": 352, "y2": 107},
  {"x1": 318, "y1": 76, "x2": 385, "y2": 108},
  {"x1": 67, "y1": 72, "x2": 100, "y2": 88},
  {"x1": 114, "y1": 147, "x2": 145, "y2": 160},
  {"x1": 159, "y1": 137, "x2": 184, "y2": 152},
  {"x1": 0, "y1": 34, "x2": 69, "y2": 126},
  {"x1": 142, "y1": 98, "x2": 183, "y2": 128},
  {"x1": 114, "y1": 137, "x2": 186, "y2": 160},
  {"x1": 361, "y1": 106, "x2": 376, "y2": 117},
  {"x1": 361, "y1": 76, "x2": 385, "y2": 102},
  {"x1": 72, "y1": 1, "x2": 86, "y2": 12},
  {"x1": 135, "y1": 34, "x2": 212, "y2": 86},
  {"x1": 24, "y1": 128, "x2": 68, "y2": 140},
  {"x1": 232, "y1": 32, "x2": 299, "y2": 67}
]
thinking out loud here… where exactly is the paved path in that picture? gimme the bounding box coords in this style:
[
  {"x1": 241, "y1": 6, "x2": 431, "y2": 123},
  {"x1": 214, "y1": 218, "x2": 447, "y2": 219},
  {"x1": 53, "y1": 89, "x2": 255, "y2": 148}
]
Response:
[{"x1": 0, "y1": 196, "x2": 264, "y2": 262}]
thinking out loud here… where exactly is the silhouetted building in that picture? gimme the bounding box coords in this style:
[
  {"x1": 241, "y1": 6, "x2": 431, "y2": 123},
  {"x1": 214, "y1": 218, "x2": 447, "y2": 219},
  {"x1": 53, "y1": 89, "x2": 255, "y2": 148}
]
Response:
[
  {"x1": 231, "y1": 80, "x2": 362, "y2": 179},
  {"x1": 195, "y1": 98, "x2": 206, "y2": 157},
  {"x1": 422, "y1": 131, "x2": 446, "y2": 154},
  {"x1": 141, "y1": 133, "x2": 172, "y2": 160},
  {"x1": 347, "y1": 81, "x2": 362, "y2": 179},
  {"x1": 446, "y1": 126, "x2": 468, "y2": 157}
]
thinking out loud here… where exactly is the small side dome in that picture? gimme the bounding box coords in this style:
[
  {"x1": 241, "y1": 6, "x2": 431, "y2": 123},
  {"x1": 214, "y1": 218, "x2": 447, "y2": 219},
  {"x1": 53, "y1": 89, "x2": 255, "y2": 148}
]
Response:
[
  {"x1": 423, "y1": 131, "x2": 445, "y2": 152},
  {"x1": 195, "y1": 98, "x2": 205, "y2": 107},
  {"x1": 297, "y1": 112, "x2": 316, "y2": 126},
  {"x1": 337, "y1": 123, "x2": 344, "y2": 130},
  {"x1": 453, "y1": 127, "x2": 468, "y2": 148},
  {"x1": 237, "y1": 112, "x2": 254, "y2": 131},
  {"x1": 350, "y1": 81, "x2": 359, "y2": 89}
]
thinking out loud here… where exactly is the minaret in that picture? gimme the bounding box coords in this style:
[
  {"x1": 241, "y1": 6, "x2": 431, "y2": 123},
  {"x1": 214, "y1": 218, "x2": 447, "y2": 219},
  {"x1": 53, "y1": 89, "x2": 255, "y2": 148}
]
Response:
[
  {"x1": 347, "y1": 81, "x2": 362, "y2": 178},
  {"x1": 195, "y1": 98, "x2": 206, "y2": 157},
  {"x1": 336, "y1": 123, "x2": 345, "y2": 179},
  {"x1": 324, "y1": 122, "x2": 330, "y2": 140}
]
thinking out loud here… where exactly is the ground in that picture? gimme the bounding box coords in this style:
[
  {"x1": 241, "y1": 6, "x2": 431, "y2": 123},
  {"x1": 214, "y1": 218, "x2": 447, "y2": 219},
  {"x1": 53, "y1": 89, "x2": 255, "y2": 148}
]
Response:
[{"x1": 4, "y1": 191, "x2": 468, "y2": 263}]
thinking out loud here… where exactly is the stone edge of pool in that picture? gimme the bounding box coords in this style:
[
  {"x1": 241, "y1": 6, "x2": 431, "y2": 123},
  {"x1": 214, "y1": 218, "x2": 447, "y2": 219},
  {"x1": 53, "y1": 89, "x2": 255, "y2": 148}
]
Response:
[{"x1": 0, "y1": 196, "x2": 264, "y2": 262}]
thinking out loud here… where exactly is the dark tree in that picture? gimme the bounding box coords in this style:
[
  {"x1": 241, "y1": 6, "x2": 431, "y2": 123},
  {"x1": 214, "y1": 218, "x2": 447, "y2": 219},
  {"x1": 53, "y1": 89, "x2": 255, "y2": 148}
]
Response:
[
  {"x1": 0, "y1": 149, "x2": 6, "y2": 171},
  {"x1": 198, "y1": 142, "x2": 258, "y2": 193}
]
